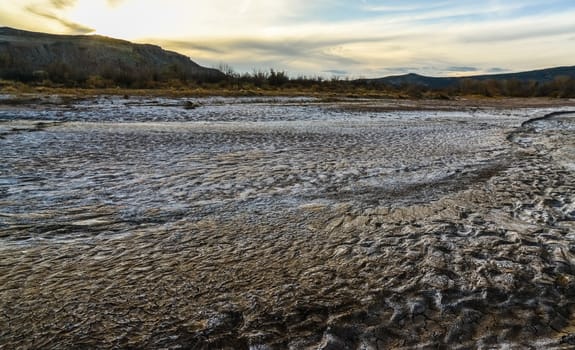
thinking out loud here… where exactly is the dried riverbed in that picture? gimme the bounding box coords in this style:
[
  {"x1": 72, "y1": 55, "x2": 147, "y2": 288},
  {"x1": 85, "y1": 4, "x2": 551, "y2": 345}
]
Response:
[{"x1": 1, "y1": 96, "x2": 575, "y2": 349}]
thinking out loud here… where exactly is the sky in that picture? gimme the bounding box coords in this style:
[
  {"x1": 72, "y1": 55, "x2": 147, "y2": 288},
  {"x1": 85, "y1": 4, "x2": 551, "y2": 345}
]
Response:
[{"x1": 1, "y1": 0, "x2": 575, "y2": 78}]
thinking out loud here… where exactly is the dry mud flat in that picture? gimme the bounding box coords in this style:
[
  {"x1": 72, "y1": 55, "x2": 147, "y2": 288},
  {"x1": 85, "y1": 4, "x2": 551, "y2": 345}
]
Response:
[{"x1": 1, "y1": 96, "x2": 575, "y2": 349}]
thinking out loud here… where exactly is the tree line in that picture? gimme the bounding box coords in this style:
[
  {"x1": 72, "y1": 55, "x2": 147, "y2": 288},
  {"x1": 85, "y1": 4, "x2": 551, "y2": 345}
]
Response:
[{"x1": 1, "y1": 59, "x2": 574, "y2": 98}]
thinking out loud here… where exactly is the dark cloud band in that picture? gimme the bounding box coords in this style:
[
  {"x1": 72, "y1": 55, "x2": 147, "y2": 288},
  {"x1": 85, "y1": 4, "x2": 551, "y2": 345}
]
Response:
[{"x1": 26, "y1": 5, "x2": 94, "y2": 34}]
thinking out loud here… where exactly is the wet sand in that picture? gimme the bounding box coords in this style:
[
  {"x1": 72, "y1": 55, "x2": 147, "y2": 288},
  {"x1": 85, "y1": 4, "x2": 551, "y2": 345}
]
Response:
[{"x1": 1, "y1": 96, "x2": 575, "y2": 349}]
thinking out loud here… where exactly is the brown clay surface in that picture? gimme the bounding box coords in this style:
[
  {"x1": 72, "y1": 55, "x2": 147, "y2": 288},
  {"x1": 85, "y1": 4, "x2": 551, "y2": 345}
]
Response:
[{"x1": 1, "y1": 96, "x2": 575, "y2": 349}]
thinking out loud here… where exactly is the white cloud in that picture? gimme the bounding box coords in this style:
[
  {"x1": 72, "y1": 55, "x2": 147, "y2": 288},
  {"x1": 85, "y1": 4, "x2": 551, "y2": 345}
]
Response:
[{"x1": 361, "y1": 2, "x2": 450, "y2": 13}]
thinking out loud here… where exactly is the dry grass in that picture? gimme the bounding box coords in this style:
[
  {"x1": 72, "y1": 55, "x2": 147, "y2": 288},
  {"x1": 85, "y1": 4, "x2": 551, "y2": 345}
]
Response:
[{"x1": 2, "y1": 80, "x2": 575, "y2": 111}]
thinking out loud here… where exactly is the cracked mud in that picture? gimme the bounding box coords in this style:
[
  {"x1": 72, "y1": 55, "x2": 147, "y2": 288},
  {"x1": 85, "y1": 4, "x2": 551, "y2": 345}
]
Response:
[{"x1": 1, "y1": 96, "x2": 575, "y2": 349}]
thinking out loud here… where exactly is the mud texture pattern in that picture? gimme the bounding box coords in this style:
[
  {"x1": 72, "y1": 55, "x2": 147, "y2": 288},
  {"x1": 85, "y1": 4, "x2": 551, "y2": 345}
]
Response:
[{"x1": 1, "y1": 96, "x2": 575, "y2": 349}]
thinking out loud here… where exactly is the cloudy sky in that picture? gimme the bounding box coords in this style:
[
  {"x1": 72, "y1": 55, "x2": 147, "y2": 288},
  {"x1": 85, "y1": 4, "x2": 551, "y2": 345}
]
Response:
[{"x1": 2, "y1": 0, "x2": 575, "y2": 77}]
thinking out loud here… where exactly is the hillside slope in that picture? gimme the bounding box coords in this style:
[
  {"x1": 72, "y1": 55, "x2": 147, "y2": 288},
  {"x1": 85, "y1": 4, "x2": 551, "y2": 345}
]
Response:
[
  {"x1": 0, "y1": 27, "x2": 223, "y2": 85},
  {"x1": 365, "y1": 66, "x2": 575, "y2": 89}
]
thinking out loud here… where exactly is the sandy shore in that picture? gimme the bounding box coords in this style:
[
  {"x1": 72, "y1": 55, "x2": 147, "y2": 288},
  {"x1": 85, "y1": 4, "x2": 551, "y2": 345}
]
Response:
[{"x1": 0, "y1": 96, "x2": 574, "y2": 349}]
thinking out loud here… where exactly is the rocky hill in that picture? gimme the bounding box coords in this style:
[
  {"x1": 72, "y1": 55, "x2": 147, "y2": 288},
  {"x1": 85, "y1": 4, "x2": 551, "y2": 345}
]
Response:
[
  {"x1": 365, "y1": 66, "x2": 575, "y2": 89},
  {"x1": 0, "y1": 27, "x2": 224, "y2": 86}
]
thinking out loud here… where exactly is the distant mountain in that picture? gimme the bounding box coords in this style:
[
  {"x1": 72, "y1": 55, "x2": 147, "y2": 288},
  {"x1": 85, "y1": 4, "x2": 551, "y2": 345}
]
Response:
[
  {"x1": 363, "y1": 66, "x2": 575, "y2": 89},
  {"x1": 0, "y1": 27, "x2": 224, "y2": 85}
]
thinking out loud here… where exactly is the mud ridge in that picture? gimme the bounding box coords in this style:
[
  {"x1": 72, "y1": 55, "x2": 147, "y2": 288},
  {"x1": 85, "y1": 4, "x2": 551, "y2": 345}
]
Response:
[{"x1": 520, "y1": 110, "x2": 575, "y2": 127}]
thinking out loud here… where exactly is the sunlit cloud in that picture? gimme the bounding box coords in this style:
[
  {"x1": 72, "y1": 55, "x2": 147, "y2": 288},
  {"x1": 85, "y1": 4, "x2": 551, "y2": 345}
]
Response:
[
  {"x1": 457, "y1": 13, "x2": 575, "y2": 43},
  {"x1": 1, "y1": 0, "x2": 575, "y2": 77},
  {"x1": 106, "y1": 0, "x2": 124, "y2": 8},
  {"x1": 0, "y1": 0, "x2": 93, "y2": 34},
  {"x1": 48, "y1": 0, "x2": 76, "y2": 9},
  {"x1": 361, "y1": 3, "x2": 445, "y2": 13}
]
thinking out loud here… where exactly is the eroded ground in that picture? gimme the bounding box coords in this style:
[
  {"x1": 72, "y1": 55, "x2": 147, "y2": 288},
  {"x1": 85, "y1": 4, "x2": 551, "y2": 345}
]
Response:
[{"x1": 1, "y1": 96, "x2": 575, "y2": 349}]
